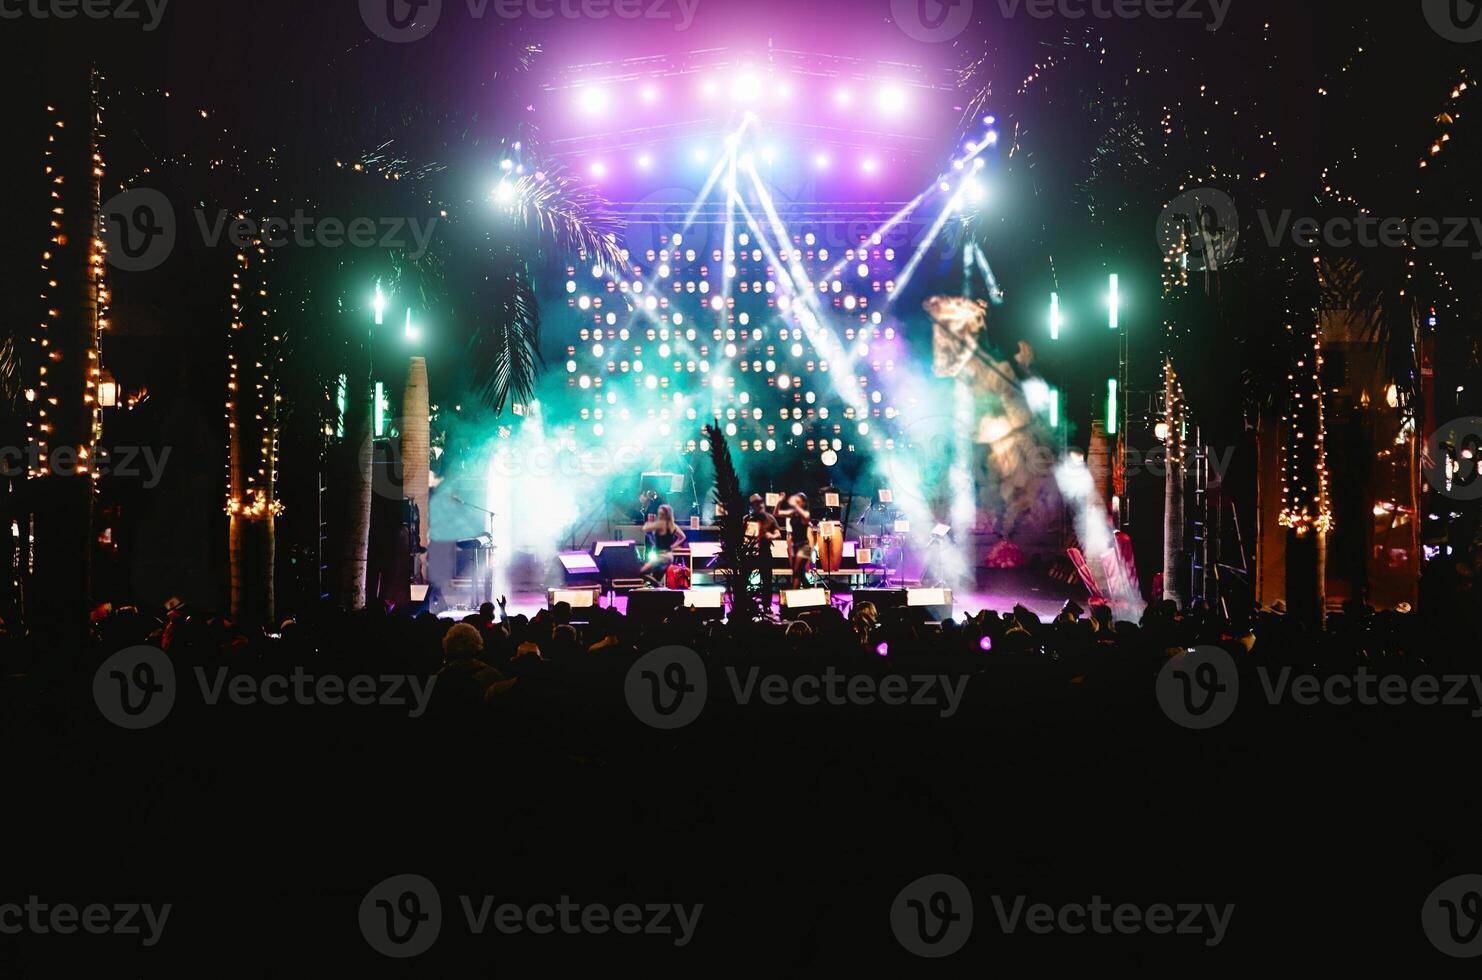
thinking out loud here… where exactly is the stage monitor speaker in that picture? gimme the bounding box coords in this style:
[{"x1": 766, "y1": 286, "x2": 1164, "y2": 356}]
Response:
[
  {"x1": 594, "y1": 540, "x2": 642, "y2": 580},
  {"x1": 557, "y1": 550, "x2": 600, "y2": 582},
  {"x1": 852, "y1": 589, "x2": 906, "y2": 614},
  {"x1": 549, "y1": 587, "x2": 600, "y2": 608},
  {"x1": 906, "y1": 588, "x2": 954, "y2": 622},
  {"x1": 684, "y1": 587, "x2": 726, "y2": 620},
  {"x1": 780, "y1": 588, "x2": 830, "y2": 619},
  {"x1": 627, "y1": 588, "x2": 686, "y2": 623}
]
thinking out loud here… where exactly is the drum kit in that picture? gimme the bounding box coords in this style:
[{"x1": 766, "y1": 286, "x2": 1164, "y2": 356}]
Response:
[{"x1": 799, "y1": 490, "x2": 906, "y2": 585}]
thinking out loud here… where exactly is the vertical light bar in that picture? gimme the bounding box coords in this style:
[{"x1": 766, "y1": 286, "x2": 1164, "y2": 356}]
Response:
[
  {"x1": 1108, "y1": 273, "x2": 1119, "y2": 331},
  {"x1": 373, "y1": 283, "x2": 385, "y2": 326},
  {"x1": 374, "y1": 381, "x2": 385, "y2": 437},
  {"x1": 1049, "y1": 291, "x2": 1061, "y2": 340},
  {"x1": 335, "y1": 373, "x2": 347, "y2": 439},
  {"x1": 1106, "y1": 378, "x2": 1118, "y2": 435},
  {"x1": 1049, "y1": 386, "x2": 1060, "y2": 428}
]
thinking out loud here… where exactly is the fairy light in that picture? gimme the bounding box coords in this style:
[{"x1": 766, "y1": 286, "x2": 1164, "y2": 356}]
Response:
[
  {"x1": 224, "y1": 233, "x2": 284, "y2": 519},
  {"x1": 1277, "y1": 314, "x2": 1333, "y2": 537}
]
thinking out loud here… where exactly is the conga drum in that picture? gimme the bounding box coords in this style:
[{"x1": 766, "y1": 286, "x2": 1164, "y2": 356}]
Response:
[{"x1": 816, "y1": 520, "x2": 844, "y2": 572}]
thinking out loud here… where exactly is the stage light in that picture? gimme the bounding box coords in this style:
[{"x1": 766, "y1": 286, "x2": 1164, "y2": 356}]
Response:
[
  {"x1": 637, "y1": 153, "x2": 653, "y2": 170},
  {"x1": 875, "y1": 642, "x2": 888, "y2": 657},
  {"x1": 577, "y1": 86, "x2": 608, "y2": 114},
  {"x1": 641, "y1": 84, "x2": 659, "y2": 103},
  {"x1": 494, "y1": 180, "x2": 515, "y2": 205},
  {"x1": 983, "y1": 115, "x2": 996, "y2": 126},
  {"x1": 979, "y1": 635, "x2": 993, "y2": 651},
  {"x1": 985, "y1": 130, "x2": 999, "y2": 146},
  {"x1": 821, "y1": 448, "x2": 838, "y2": 466},
  {"x1": 1155, "y1": 421, "x2": 1171, "y2": 441},
  {"x1": 878, "y1": 85, "x2": 906, "y2": 113},
  {"x1": 1108, "y1": 273, "x2": 1120, "y2": 330},
  {"x1": 372, "y1": 283, "x2": 386, "y2": 326},
  {"x1": 404, "y1": 307, "x2": 420, "y2": 342},
  {"x1": 693, "y1": 147, "x2": 710, "y2": 164},
  {"x1": 761, "y1": 146, "x2": 778, "y2": 164},
  {"x1": 1049, "y1": 291, "x2": 1061, "y2": 340},
  {"x1": 861, "y1": 157, "x2": 878, "y2": 174},
  {"x1": 1107, "y1": 378, "x2": 1119, "y2": 435},
  {"x1": 589, "y1": 161, "x2": 606, "y2": 179},
  {"x1": 776, "y1": 82, "x2": 792, "y2": 101},
  {"x1": 835, "y1": 88, "x2": 853, "y2": 107},
  {"x1": 700, "y1": 78, "x2": 718, "y2": 98},
  {"x1": 731, "y1": 72, "x2": 761, "y2": 102}
]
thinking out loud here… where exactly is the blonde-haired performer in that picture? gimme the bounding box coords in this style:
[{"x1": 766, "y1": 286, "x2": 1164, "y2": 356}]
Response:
[{"x1": 641, "y1": 504, "x2": 687, "y2": 581}]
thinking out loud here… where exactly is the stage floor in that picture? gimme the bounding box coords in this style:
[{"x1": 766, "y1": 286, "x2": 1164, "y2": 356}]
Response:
[{"x1": 441, "y1": 585, "x2": 1073, "y2": 624}]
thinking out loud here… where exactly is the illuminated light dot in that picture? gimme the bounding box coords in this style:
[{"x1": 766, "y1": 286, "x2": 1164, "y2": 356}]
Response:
[
  {"x1": 579, "y1": 375, "x2": 592, "y2": 389},
  {"x1": 819, "y1": 407, "x2": 829, "y2": 419},
  {"x1": 857, "y1": 263, "x2": 869, "y2": 277},
  {"x1": 593, "y1": 423, "x2": 604, "y2": 436},
  {"x1": 791, "y1": 422, "x2": 803, "y2": 436},
  {"x1": 709, "y1": 296, "x2": 724, "y2": 311},
  {"x1": 646, "y1": 375, "x2": 658, "y2": 389},
  {"x1": 752, "y1": 408, "x2": 763, "y2": 420},
  {"x1": 607, "y1": 392, "x2": 617, "y2": 404},
  {"x1": 566, "y1": 360, "x2": 577, "y2": 372},
  {"x1": 725, "y1": 423, "x2": 737, "y2": 437},
  {"x1": 766, "y1": 439, "x2": 776, "y2": 452},
  {"x1": 738, "y1": 312, "x2": 750, "y2": 326},
  {"x1": 858, "y1": 422, "x2": 869, "y2": 435},
  {"x1": 578, "y1": 296, "x2": 591, "y2": 310},
  {"x1": 725, "y1": 343, "x2": 737, "y2": 357},
  {"x1": 765, "y1": 360, "x2": 776, "y2": 372},
  {"x1": 805, "y1": 391, "x2": 816, "y2": 404},
  {"x1": 699, "y1": 361, "x2": 710, "y2": 373},
  {"x1": 592, "y1": 343, "x2": 605, "y2": 357},
  {"x1": 606, "y1": 312, "x2": 618, "y2": 325},
  {"x1": 658, "y1": 264, "x2": 671, "y2": 277},
  {"x1": 686, "y1": 329, "x2": 696, "y2": 341},
  {"x1": 699, "y1": 438, "x2": 710, "y2": 452},
  {"x1": 633, "y1": 360, "x2": 644, "y2": 372},
  {"x1": 778, "y1": 375, "x2": 792, "y2": 390}
]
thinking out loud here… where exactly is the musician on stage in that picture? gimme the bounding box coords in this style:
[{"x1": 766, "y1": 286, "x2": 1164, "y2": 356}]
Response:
[
  {"x1": 641, "y1": 503, "x2": 687, "y2": 582},
  {"x1": 774, "y1": 492, "x2": 812, "y2": 588},
  {"x1": 744, "y1": 494, "x2": 782, "y2": 594}
]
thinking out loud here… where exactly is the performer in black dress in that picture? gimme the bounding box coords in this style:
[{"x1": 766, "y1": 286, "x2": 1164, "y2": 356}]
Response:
[
  {"x1": 774, "y1": 493, "x2": 812, "y2": 588},
  {"x1": 641, "y1": 504, "x2": 687, "y2": 581}
]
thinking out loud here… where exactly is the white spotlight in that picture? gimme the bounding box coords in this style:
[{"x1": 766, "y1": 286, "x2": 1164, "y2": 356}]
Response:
[
  {"x1": 878, "y1": 85, "x2": 906, "y2": 113},
  {"x1": 577, "y1": 86, "x2": 607, "y2": 114}
]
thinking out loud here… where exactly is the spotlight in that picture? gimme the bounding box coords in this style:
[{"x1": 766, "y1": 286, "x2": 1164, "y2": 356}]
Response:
[
  {"x1": 983, "y1": 114, "x2": 996, "y2": 126},
  {"x1": 821, "y1": 448, "x2": 838, "y2": 466},
  {"x1": 577, "y1": 86, "x2": 608, "y2": 114},
  {"x1": 636, "y1": 153, "x2": 653, "y2": 170},
  {"x1": 693, "y1": 147, "x2": 710, "y2": 164},
  {"x1": 834, "y1": 87, "x2": 853, "y2": 107},
  {"x1": 776, "y1": 82, "x2": 792, "y2": 100},
  {"x1": 878, "y1": 85, "x2": 906, "y2": 113},
  {"x1": 860, "y1": 157, "x2": 878, "y2": 174},
  {"x1": 589, "y1": 161, "x2": 606, "y2": 178},
  {"x1": 640, "y1": 84, "x2": 659, "y2": 103},
  {"x1": 985, "y1": 130, "x2": 999, "y2": 146},
  {"x1": 813, "y1": 152, "x2": 831, "y2": 170},
  {"x1": 761, "y1": 146, "x2": 778, "y2": 164},
  {"x1": 731, "y1": 72, "x2": 761, "y2": 102},
  {"x1": 700, "y1": 78, "x2": 718, "y2": 98},
  {"x1": 494, "y1": 180, "x2": 516, "y2": 205},
  {"x1": 499, "y1": 159, "x2": 513, "y2": 171}
]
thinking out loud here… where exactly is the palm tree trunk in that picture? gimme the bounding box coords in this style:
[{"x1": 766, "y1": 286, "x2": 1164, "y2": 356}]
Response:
[{"x1": 401, "y1": 356, "x2": 430, "y2": 584}]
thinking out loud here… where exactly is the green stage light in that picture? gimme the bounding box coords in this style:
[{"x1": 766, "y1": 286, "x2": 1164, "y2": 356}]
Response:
[
  {"x1": 1049, "y1": 291, "x2": 1061, "y2": 340},
  {"x1": 1106, "y1": 378, "x2": 1118, "y2": 435},
  {"x1": 1108, "y1": 274, "x2": 1119, "y2": 331}
]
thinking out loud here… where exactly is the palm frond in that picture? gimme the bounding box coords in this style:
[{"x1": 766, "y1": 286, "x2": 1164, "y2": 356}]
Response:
[
  {"x1": 468, "y1": 256, "x2": 541, "y2": 414},
  {"x1": 503, "y1": 168, "x2": 627, "y2": 274},
  {"x1": 705, "y1": 423, "x2": 765, "y2": 616}
]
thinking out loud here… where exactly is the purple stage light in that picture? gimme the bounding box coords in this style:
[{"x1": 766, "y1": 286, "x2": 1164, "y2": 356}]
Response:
[
  {"x1": 577, "y1": 86, "x2": 608, "y2": 114},
  {"x1": 878, "y1": 85, "x2": 906, "y2": 113},
  {"x1": 860, "y1": 157, "x2": 878, "y2": 174},
  {"x1": 636, "y1": 153, "x2": 653, "y2": 170},
  {"x1": 834, "y1": 87, "x2": 853, "y2": 107},
  {"x1": 979, "y1": 635, "x2": 993, "y2": 651},
  {"x1": 641, "y1": 84, "x2": 659, "y2": 104},
  {"x1": 875, "y1": 641, "x2": 888, "y2": 657},
  {"x1": 813, "y1": 152, "x2": 830, "y2": 170},
  {"x1": 983, "y1": 115, "x2": 996, "y2": 126},
  {"x1": 589, "y1": 161, "x2": 606, "y2": 178}
]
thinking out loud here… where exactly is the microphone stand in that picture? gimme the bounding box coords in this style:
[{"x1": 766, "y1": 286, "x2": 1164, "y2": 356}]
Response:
[{"x1": 452, "y1": 495, "x2": 498, "y2": 606}]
